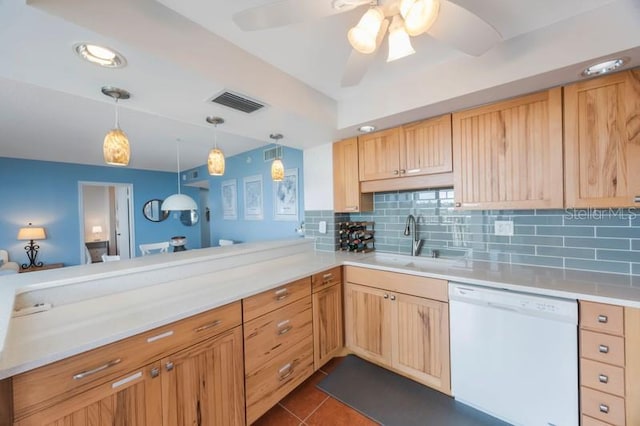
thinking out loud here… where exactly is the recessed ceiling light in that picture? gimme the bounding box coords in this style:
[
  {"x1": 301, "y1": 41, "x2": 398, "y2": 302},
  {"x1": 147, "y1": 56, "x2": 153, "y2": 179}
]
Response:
[
  {"x1": 358, "y1": 125, "x2": 376, "y2": 133},
  {"x1": 581, "y1": 57, "x2": 628, "y2": 77},
  {"x1": 74, "y1": 43, "x2": 127, "y2": 68}
]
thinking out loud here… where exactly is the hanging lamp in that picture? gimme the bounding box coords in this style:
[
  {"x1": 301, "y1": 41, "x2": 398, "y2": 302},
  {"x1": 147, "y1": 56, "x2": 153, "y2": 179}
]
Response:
[
  {"x1": 205, "y1": 116, "x2": 225, "y2": 176},
  {"x1": 101, "y1": 86, "x2": 131, "y2": 166},
  {"x1": 270, "y1": 133, "x2": 285, "y2": 182},
  {"x1": 161, "y1": 139, "x2": 198, "y2": 212}
]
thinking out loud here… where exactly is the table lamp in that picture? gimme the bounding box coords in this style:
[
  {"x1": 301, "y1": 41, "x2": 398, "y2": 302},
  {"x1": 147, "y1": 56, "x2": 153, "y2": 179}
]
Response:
[
  {"x1": 91, "y1": 225, "x2": 103, "y2": 241},
  {"x1": 17, "y1": 223, "x2": 47, "y2": 269}
]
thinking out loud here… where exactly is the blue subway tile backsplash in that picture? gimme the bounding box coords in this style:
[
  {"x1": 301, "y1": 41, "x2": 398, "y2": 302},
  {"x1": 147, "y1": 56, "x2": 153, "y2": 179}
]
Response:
[{"x1": 305, "y1": 187, "x2": 640, "y2": 276}]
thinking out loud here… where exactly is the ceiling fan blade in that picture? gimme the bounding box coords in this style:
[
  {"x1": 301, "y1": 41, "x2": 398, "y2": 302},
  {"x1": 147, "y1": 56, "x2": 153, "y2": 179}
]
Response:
[
  {"x1": 427, "y1": 0, "x2": 502, "y2": 56},
  {"x1": 233, "y1": 0, "x2": 352, "y2": 31},
  {"x1": 341, "y1": 18, "x2": 389, "y2": 87}
]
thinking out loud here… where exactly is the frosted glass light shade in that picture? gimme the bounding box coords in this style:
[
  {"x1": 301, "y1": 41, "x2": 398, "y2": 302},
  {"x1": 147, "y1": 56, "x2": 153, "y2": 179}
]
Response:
[
  {"x1": 207, "y1": 148, "x2": 225, "y2": 176},
  {"x1": 103, "y1": 128, "x2": 130, "y2": 166},
  {"x1": 387, "y1": 16, "x2": 416, "y2": 62},
  {"x1": 17, "y1": 227, "x2": 46, "y2": 240},
  {"x1": 348, "y1": 7, "x2": 384, "y2": 54},
  {"x1": 161, "y1": 194, "x2": 198, "y2": 211},
  {"x1": 400, "y1": 0, "x2": 440, "y2": 36},
  {"x1": 91, "y1": 225, "x2": 103, "y2": 233},
  {"x1": 271, "y1": 159, "x2": 285, "y2": 182}
]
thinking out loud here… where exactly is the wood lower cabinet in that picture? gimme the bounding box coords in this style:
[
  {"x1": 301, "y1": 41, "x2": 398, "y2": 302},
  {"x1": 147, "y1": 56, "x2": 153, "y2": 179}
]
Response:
[
  {"x1": 452, "y1": 88, "x2": 564, "y2": 209},
  {"x1": 333, "y1": 137, "x2": 372, "y2": 213},
  {"x1": 161, "y1": 327, "x2": 245, "y2": 426},
  {"x1": 313, "y1": 281, "x2": 344, "y2": 370},
  {"x1": 344, "y1": 267, "x2": 451, "y2": 395},
  {"x1": 564, "y1": 69, "x2": 640, "y2": 208},
  {"x1": 579, "y1": 301, "x2": 640, "y2": 425}
]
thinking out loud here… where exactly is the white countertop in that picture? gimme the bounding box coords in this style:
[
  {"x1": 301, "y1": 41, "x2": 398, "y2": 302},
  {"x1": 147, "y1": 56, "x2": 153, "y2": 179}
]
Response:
[{"x1": 1, "y1": 238, "x2": 640, "y2": 379}]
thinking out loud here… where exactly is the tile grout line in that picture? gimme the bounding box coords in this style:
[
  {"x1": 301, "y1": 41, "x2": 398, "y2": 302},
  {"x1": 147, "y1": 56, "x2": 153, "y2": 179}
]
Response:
[
  {"x1": 278, "y1": 402, "x2": 306, "y2": 424},
  {"x1": 300, "y1": 394, "x2": 331, "y2": 424}
]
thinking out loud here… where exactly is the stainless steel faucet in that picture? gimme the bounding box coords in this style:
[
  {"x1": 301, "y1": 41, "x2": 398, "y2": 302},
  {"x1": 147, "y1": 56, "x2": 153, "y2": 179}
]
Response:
[{"x1": 403, "y1": 214, "x2": 423, "y2": 256}]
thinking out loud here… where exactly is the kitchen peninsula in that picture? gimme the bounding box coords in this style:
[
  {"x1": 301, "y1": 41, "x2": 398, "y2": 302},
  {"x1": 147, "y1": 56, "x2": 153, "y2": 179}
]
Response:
[{"x1": 1, "y1": 239, "x2": 639, "y2": 425}]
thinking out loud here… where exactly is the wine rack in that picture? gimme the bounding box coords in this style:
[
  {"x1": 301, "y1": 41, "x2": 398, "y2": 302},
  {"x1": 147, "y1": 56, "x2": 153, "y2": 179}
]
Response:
[{"x1": 338, "y1": 221, "x2": 375, "y2": 253}]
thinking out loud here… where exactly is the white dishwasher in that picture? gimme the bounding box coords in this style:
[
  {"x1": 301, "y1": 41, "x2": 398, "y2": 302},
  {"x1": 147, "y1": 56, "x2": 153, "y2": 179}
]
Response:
[{"x1": 449, "y1": 283, "x2": 578, "y2": 426}]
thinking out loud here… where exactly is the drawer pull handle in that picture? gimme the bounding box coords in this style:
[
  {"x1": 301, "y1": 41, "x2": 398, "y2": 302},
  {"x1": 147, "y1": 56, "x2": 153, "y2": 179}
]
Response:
[
  {"x1": 73, "y1": 358, "x2": 122, "y2": 380},
  {"x1": 597, "y1": 315, "x2": 608, "y2": 323},
  {"x1": 150, "y1": 367, "x2": 160, "y2": 378},
  {"x1": 599, "y1": 404, "x2": 609, "y2": 414},
  {"x1": 278, "y1": 325, "x2": 293, "y2": 335},
  {"x1": 275, "y1": 288, "x2": 289, "y2": 301},
  {"x1": 147, "y1": 330, "x2": 174, "y2": 343},
  {"x1": 344, "y1": 206, "x2": 358, "y2": 212},
  {"x1": 278, "y1": 363, "x2": 294, "y2": 381},
  {"x1": 599, "y1": 344, "x2": 609, "y2": 354},
  {"x1": 598, "y1": 374, "x2": 609, "y2": 384},
  {"x1": 165, "y1": 361, "x2": 174, "y2": 372},
  {"x1": 194, "y1": 320, "x2": 222, "y2": 333},
  {"x1": 322, "y1": 273, "x2": 333, "y2": 281}
]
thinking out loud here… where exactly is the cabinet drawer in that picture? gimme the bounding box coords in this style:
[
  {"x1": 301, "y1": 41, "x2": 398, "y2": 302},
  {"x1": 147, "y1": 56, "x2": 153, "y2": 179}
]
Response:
[
  {"x1": 581, "y1": 386, "x2": 626, "y2": 426},
  {"x1": 245, "y1": 336, "x2": 314, "y2": 424},
  {"x1": 12, "y1": 301, "x2": 241, "y2": 420},
  {"x1": 581, "y1": 358, "x2": 625, "y2": 397},
  {"x1": 244, "y1": 297, "x2": 312, "y2": 374},
  {"x1": 581, "y1": 301, "x2": 624, "y2": 336},
  {"x1": 243, "y1": 277, "x2": 311, "y2": 322},
  {"x1": 580, "y1": 330, "x2": 625, "y2": 366},
  {"x1": 582, "y1": 414, "x2": 616, "y2": 426},
  {"x1": 312, "y1": 267, "x2": 342, "y2": 293}
]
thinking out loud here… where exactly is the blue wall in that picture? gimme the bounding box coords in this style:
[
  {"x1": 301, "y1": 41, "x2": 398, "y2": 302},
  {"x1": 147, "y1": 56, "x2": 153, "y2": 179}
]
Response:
[
  {"x1": 0, "y1": 157, "x2": 201, "y2": 266},
  {"x1": 184, "y1": 145, "x2": 304, "y2": 245}
]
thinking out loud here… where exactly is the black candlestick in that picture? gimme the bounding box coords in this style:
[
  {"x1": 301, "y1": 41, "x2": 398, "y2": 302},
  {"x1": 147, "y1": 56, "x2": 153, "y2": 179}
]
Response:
[{"x1": 21, "y1": 240, "x2": 43, "y2": 269}]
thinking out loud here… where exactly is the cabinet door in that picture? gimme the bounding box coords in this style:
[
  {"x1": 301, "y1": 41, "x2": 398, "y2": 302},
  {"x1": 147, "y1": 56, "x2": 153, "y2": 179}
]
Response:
[
  {"x1": 161, "y1": 327, "x2": 245, "y2": 426},
  {"x1": 391, "y1": 293, "x2": 451, "y2": 395},
  {"x1": 15, "y1": 363, "x2": 162, "y2": 426},
  {"x1": 344, "y1": 283, "x2": 391, "y2": 365},
  {"x1": 358, "y1": 128, "x2": 402, "y2": 181},
  {"x1": 452, "y1": 88, "x2": 564, "y2": 209},
  {"x1": 333, "y1": 138, "x2": 372, "y2": 213},
  {"x1": 565, "y1": 70, "x2": 640, "y2": 208},
  {"x1": 401, "y1": 114, "x2": 453, "y2": 176},
  {"x1": 313, "y1": 283, "x2": 344, "y2": 370}
]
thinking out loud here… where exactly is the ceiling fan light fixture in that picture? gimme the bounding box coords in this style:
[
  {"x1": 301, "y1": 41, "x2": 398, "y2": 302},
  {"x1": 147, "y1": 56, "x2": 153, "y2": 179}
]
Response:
[
  {"x1": 348, "y1": 6, "x2": 384, "y2": 54},
  {"x1": 401, "y1": 0, "x2": 440, "y2": 36},
  {"x1": 387, "y1": 16, "x2": 416, "y2": 62}
]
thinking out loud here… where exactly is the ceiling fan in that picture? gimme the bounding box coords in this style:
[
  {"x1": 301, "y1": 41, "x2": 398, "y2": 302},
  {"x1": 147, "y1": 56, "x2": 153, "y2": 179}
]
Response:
[{"x1": 233, "y1": 0, "x2": 502, "y2": 87}]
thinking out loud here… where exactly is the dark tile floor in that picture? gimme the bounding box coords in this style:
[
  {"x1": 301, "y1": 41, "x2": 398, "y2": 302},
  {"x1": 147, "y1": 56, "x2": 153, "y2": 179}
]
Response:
[{"x1": 253, "y1": 356, "x2": 379, "y2": 426}]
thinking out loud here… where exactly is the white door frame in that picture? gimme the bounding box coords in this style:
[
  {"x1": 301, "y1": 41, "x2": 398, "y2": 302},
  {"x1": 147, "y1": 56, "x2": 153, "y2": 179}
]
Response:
[{"x1": 78, "y1": 181, "x2": 135, "y2": 263}]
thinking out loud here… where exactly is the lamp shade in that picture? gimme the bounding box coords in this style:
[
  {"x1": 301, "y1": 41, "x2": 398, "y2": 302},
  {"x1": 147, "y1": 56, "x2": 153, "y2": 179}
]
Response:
[
  {"x1": 91, "y1": 225, "x2": 103, "y2": 233},
  {"x1": 161, "y1": 194, "x2": 198, "y2": 211},
  {"x1": 207, "y1": 148, "x2": 225, "y2": 176},
  {"x1": 400, "y1": 0, "x2": 440, "y2": 36},
  {"x1": 103, "y1": 128, "x2": 130, "y2": 166},
  {"x1": 348, "y1": 7, "x2": 384, "y2": 54},
  {"x1": 17, "y1": 227, "x2": 46, "y2": 240},
  {"x1": 271, "y1": 159, "x2": 285, "y2": 182},
  {"x1": 387, "y1": 16, "x2": 416, "y2": 62}
]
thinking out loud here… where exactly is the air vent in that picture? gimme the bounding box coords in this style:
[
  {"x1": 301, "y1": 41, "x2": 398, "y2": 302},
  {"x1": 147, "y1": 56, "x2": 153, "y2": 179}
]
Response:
[
  {"x1": 263, "y1": 146, "x2": 283, "y2": 162},
  {"x1": 208, "y1": 90, "x2": 265, "y2": 113}
]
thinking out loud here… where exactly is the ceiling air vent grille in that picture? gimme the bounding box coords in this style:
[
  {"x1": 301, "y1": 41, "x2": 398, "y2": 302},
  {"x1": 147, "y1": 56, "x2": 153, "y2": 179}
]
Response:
[
  {"x1": 209, "y1": 90, "x2": 265, "y2": 113},
  {"x1": 263, "y1": 146, "x2": 283, "y2": 162}
]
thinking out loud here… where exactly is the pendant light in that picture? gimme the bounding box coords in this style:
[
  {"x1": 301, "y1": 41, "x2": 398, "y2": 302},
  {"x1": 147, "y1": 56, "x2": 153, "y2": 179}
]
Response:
[
  {"x1": 270, "y1": 133, "x2": 285, "y2": 182},
  {"x1": 101, "y1": 86, "x2": 131, "y2": 166},
  {"x1": 161, "y1": 139, "x2": 198, "y2": 212},
  {"x1": 206, "y1": 116, "x2": 225, "y2": 176}
]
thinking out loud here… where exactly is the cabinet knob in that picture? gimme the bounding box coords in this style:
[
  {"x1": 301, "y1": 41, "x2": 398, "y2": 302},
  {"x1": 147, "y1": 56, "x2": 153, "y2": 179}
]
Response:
[
  {"x1": 599, "y1": 404, "x2": 609, "y2": 414},
  {"x1": 598, "y1": 344, "x2": 609, "y2": 354},
  {"x1": 455, "y1": 202, "x2": 461, "y2": 208},
  {"x1": 165, "y1": 361, "x2": 174, "y2": 372},
  {"x1": 390, "y1": 295, "x2": 396, "y2": 301},
  {"x1": 383, "y1": 293, "x2": 389, "y2": 299},
  {"x1": 399, "y1": 169, "x2": 406, "y2": 175},
  {"x1": 393, "y1": 170, "x2": 399, "y2": 175},
  {"x1": 597, "y1": 314, "x2": 608, "y2": 323},
  {"x1": 598, "y1": 374, "x2": 609, "y2": 384},
  {"x1": 150, "y1": 367, "x2": 160, "y2": 378}
]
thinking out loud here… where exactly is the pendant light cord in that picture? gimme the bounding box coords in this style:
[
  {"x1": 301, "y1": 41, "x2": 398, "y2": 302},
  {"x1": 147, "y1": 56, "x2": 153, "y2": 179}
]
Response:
[{"x1": 114, "y1": 97, "x2": 120, "y2": 129}]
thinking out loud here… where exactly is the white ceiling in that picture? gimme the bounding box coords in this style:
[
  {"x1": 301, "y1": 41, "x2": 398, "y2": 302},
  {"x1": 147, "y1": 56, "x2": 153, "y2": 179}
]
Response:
[{"x1": 0, "y1": 0, "x2": 639, "y2": 171}]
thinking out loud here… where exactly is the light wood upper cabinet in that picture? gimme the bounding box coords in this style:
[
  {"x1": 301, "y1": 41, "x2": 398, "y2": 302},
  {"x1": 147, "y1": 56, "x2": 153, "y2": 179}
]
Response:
[
  {"x1": 313, "y1": 281, "x2": 344, "y2": 370},
  {"x1": 161, "y1": 327, "x2": 245, "y2": 426},
  {"x1": 333, "y1": 137, "x2": 373, "y2": 213},
  {"x1": 452, "y1": 88, "x2": 564, "y2": 210},
  {"x1": 564, "y1": 69, "x2": 640, "y2": 208},
  {"x1": 358, "y1": 115, "x2": 454, "y2": 192}
]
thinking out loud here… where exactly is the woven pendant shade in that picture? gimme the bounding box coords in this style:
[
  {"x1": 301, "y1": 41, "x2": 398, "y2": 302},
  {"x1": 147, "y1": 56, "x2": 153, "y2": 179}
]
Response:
[
  {"x1": 207, "y1": 148, "x2": 225, "y2": 176},
  {"x1": 271, "y1": 158, "x2": 284, "y2": 182},
  {"x1": 103, "y1": 128, "x2": 130, "y2": 166}
]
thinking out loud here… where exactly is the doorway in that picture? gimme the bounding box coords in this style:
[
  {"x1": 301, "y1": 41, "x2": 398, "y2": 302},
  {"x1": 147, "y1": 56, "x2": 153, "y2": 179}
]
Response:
[{"x1": 78, "y1": 181, "x2": 135, "y2": 263}]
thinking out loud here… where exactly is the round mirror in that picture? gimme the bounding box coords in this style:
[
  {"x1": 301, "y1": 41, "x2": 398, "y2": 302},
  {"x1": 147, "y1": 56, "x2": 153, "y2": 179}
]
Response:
[
  {"x1": 180, "y1": 209, "x2": 199, "y2": 226},
  {"x1": 143, "y1": 199, "x2": 169, "y2": 222}
]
